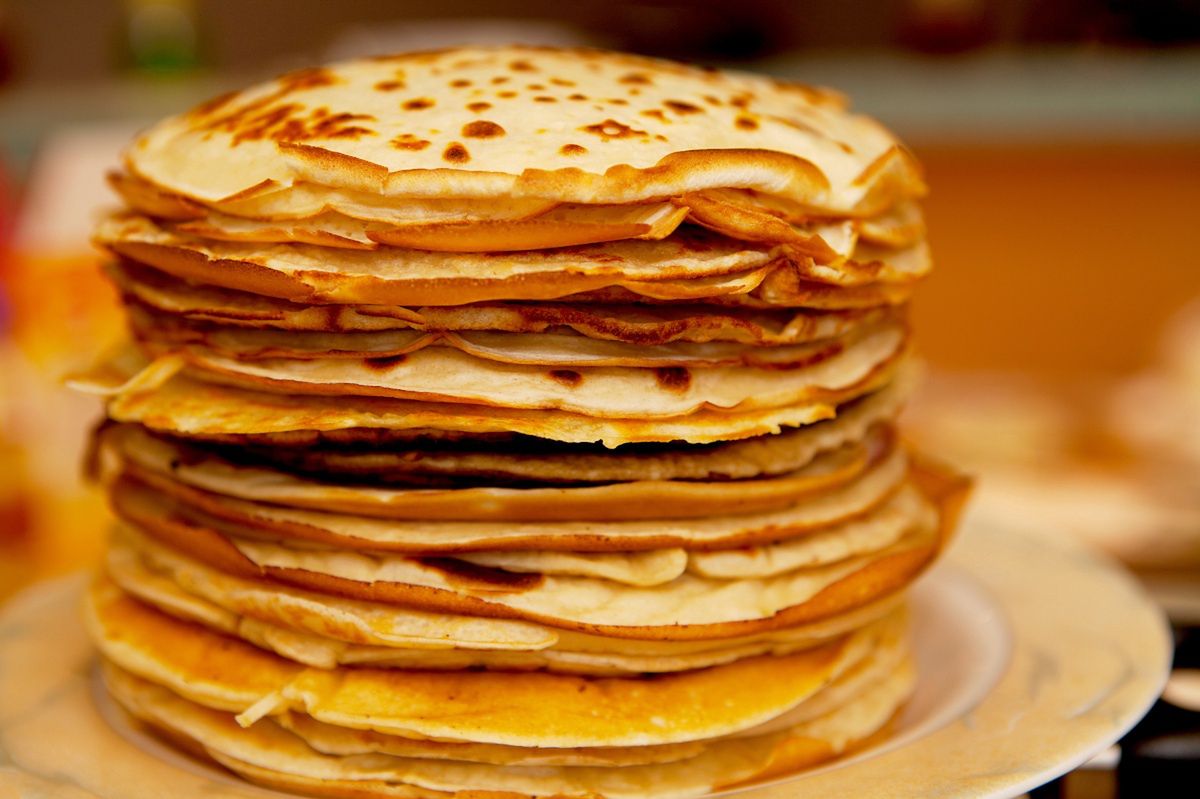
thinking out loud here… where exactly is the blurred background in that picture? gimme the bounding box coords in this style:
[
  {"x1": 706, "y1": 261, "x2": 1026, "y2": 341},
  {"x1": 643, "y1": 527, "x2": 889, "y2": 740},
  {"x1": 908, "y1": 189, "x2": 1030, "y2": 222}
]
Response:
[{"x1": 0, "y1": 0, "x2": 1197, "y2": 792}]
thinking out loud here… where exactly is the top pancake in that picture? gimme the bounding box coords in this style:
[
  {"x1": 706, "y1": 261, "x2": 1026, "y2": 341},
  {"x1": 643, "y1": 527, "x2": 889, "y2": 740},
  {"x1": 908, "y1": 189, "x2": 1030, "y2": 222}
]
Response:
[{"x1": 125, "y1": 47, "x2": 923, "y2": 214}]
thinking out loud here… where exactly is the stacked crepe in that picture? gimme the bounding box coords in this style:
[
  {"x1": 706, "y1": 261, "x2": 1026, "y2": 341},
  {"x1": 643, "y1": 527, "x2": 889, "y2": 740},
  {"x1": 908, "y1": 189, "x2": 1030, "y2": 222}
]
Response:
[{"x1": 78, "y1": 47, "x2": 969, "y2": 798}]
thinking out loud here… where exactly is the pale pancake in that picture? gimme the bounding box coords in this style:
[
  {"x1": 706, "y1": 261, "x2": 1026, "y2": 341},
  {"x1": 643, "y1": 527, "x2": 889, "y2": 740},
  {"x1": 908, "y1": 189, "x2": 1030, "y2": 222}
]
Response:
[
  {"x1": 86, "y1": 578, "x2": 891, "y2": 746},
  {"x1": 107, "y1": 443, "x2": 910, "y2": 552},
  {"x1": 144, "y1": 321, "x2": 906, "y2": 418},
  {"x1": 128, "y1": 302, "x2": 897, "y2": 369},
  {"x1": 100, "y1": 421, "x2": 888, "y2": 521},
  {"x1": 97, "y1": 213, "x2": 926, "y2": 307},
  {"x1": 107, "y1": 524, "x2": 905, "y2": 674},
  {"x1": 108, "y1": 259, "x2": 894, "y2": 345},
  {"x1": 124, "y1": 47, "x2": 922, "y2": 213}
]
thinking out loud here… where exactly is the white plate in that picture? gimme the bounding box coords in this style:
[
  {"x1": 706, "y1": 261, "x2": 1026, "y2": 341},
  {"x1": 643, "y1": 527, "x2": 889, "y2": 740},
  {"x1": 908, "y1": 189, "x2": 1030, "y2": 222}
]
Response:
[{"x1": 0, "y1": 517, "x2": 1172, "y2": 798}]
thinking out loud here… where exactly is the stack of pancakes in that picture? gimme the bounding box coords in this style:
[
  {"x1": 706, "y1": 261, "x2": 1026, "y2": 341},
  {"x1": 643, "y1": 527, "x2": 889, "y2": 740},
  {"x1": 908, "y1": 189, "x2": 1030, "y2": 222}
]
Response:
[{"x1": 79, "y1": 47, "x2": 969, "y2": 798}]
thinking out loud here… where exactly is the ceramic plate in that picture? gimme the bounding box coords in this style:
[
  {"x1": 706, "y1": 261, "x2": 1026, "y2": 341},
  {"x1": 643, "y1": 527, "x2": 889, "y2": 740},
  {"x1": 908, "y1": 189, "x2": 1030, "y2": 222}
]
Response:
[{"x1": 0, "y1": 515, "x2": 1172, "y2": 798}]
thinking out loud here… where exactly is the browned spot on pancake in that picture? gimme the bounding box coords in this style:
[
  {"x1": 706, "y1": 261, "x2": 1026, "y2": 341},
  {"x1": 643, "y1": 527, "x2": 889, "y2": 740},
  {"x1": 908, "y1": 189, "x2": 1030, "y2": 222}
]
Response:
[
  {"x1": 559, "y1": 143, "x2": 587, "y2": 156},
  {"x1": 189, "y1": 90, "x2": 239, "y2": 118},
  {"x1": 654, "y1": 367, "x2": 692, "y2": 392},
  {"x1": 550, "y1": 78, "x2": 576, "y2": 87},
  {"x1": 703, "y1": 94, "x2": 723, "y2": 106},
  {"x1": 527, "y1": 83, "x2": 546, "y2": 91},
  {"x1": 730, "y1": 95, "x2": 753, "y2": 109},
  {"x1": 534, "y1": 95, "x2": 558, "y2": 103},
  {"x1": 619, "y1": 72, "x2": 652, "y2": 85},
  {"x1": 374, "y1": 80, "x2": 405, "y2": 91},
  {"x1": 467, "y1": 101, "x2": 492, "y2": 112},
  {"x1": 580, "y1": 119, "x2": 647, "y2": 140},
  {"x1": 403, "y1": 97, "x2": 435, "y2": 110},
  {"x1": 363, "y1": 354, "x2": 408, "y2": 370},
  {"x1": 664, "y1": 99, "x2": 703, "y2": 115},
  {"x1": 654, "y1": 134, "x2": 668, "y2": 142},
  {"x1": 567, "y1": 93, "x2": 588, "y2": 101},
  {"x1": 548, "y1": 369, "x2": 583, "y2": 387},
  {"x1": 226, "y1": 104, "x2": 376, "y2": 145},
  {"x1": 420, "y1": 558, "x2": 542, "y2": 591},
  {"x1": 641, "y1": 109, "x2": 668, "y2": 122},
  {"x1": 608, "y1": 98, "x2": 629, "y2": 106},
  {"x1": 498, "y1": 90, "x2": 517, "y2": 99},
  {"x1": 491, "y1": 76, "x2": 510, "y2": 85},
  {"x1": 735, "y1": 114, "x2": 759, "y2": 130},
  {"x1": 442, "y1": 142, "x2": 471, "y2": 163},
  {"x1": 462, "y1": 120, "x2": 505, "y2": 138},
  {"x1": 278, "y1": 67, "x2": 337, "y2": 90},
  {"x1": 449, "y1": 79, "x2": 472, "y2": 88},
  {"x1": 509, "y1": 59, "x2": 537, "y2": 72},
  {"x1": 391, "y1": 133, "x2": 431, "y2": 151}
]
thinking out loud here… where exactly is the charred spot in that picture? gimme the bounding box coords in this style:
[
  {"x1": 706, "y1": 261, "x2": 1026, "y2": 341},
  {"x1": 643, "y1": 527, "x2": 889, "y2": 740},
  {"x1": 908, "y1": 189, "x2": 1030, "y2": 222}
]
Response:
[
  {"x1": 735, "y1": 114, "x2": 759, "y2": 131},
  {"x1": 390, "y1": 133, "x2": 431, "y2": 151},
  {"x1": 664, "y1": 99, "x2": 703, "y2": 115},
  {"x1": 462, "y1": 120, "x2": 505, "y2": 138},
  {"x1": 559, "y1": 143, "x2": 587, "y2": 156},
  {"x1": 509, "y1": 59, "x2": 537, "y2": 72},
  {"x1": 403, "y1": 97, "x2": 435, "y2": 110},
  {"x1": 534, "y1": 95, "x2": 558, "y2": 103},
  {"x1": 640, "y1": 109, "x2": 668, "y2": 122},
  {"x1": 442, "y1": 142, "x2": 471, "y2": 163},
  {"x1": 419, "y1": 557, "x2": 542, "y2": 591},
  {"x1": 654, "y1": 367, "x2": 692, "y2": 392},
  {"x1": 374, "y1": 79, "x2": 405, "y2": 91},
  {"x1": 466, "y1": 101, "x2": 492, "y2": 112},
  {"x1": 619, "y1": 72, "x2": 652, "y2": 85},
  {"x1": 363, "y1": 354, "x2": 408, "y2": 370},
  {"x1": 548, "y1": 369, "x2": 583, "y2": 387},
  {"x1": 449, "y1": 78, "x2": 472, "y2": 88},
  {"x1": 567, "y1": 93, "x2": 588, "y2": 101},
  {"x1": 580, "y1": 119, "x2": 648, "y2": 140}
]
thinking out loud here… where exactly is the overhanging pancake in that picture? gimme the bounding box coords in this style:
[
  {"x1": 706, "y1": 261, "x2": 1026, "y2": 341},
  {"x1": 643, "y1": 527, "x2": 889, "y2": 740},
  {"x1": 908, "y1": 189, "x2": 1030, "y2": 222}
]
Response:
[
  {"x1": 124, "y1": 47, "x2": 922, "y2": 213},
  {"x1": 108, "y1": 442, "x2": 910, "y2": 552},
  {"x1": 108, "y1": 524, "x2": 906, "y2": 674},
  {"x1": 100, "y1": 422, "x2": 890, "y2": 521},
  {"x1": 86, "y1": 577, "x2": 892, "y2": 746},
  {"x1": 109, "y1": 259, "x2": 895, "y2": 345},
  {"x1": 144, "y1": 320, "x2": 906, "y2": 418},
  {"x1": 105, "y1": 469, "x2": 947, "y2": 639}
]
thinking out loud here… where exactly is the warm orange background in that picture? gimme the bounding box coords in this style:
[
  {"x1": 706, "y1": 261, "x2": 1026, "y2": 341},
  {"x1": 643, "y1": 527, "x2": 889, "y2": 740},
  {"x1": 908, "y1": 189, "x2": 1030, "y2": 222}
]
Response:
[{"x1": 913, "y1": 140, "x2": 1200, "y2": 378}]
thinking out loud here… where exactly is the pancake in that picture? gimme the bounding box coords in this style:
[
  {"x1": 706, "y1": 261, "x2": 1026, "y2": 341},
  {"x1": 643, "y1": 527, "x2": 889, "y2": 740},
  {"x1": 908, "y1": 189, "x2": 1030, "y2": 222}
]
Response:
[
  {"x1": 138, "y1": 319, "x2": 906, "y2": 418},
  {"x1": 106, "y1": 441, "x2": 910, "y2": 552},
  {"x1": 124, "y1": 47, "x2": 923, "y2": 213},
  {"x1": 108, "y1": 259, "x2": 895, "y2": 344},
  {"x1": 127, "y1": 301, "x2": 900, "y2": 369},
  {"x1": 97, "y1": 213, "x2": 927, "y2": 307},
  {"x1": 87, "y1": 576, "x2": 897, "y2": 746},
  {"x1": 188, "y1": 381, "x2": 906, "y2": 485},
  {"x1": 87, "y1": 349, "x2": 904, "y2": 446},
  {"x1": 99, "y1": 421, "x2": 890, "y2": 521},
  {"x1": 106, "y1": 524, "x2": 906, "y2": 674}
]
